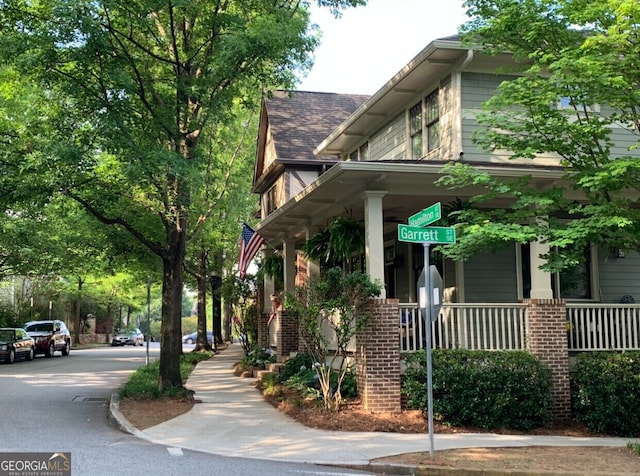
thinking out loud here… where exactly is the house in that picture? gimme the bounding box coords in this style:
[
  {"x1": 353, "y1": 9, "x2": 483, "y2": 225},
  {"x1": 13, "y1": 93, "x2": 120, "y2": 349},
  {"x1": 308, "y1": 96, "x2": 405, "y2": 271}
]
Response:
[{"x1": 250, "y1": 36, "x2": 640, "y2": 417}]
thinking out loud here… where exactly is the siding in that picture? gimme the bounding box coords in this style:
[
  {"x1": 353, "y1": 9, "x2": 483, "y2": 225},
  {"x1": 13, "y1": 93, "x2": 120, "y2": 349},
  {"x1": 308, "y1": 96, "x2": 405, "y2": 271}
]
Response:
[
  {"x1": 598, "y1": 249, "x2": 640, "y2": 303},
  {"x1": 463, "y1": 245, "x2": 519, "y2": 302},
  {"x1": 368, "y1": 112, "x2": 406, "y2": 160}
]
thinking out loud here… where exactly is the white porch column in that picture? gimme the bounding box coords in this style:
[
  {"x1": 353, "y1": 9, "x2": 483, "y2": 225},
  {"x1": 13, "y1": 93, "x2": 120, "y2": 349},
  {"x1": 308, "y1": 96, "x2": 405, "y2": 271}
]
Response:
[
  {"x1": 363, "y1": 191, "x2": 387, "y2": 299},
  {"x1": 530, "y1": 238, "x2": 553, "y2": 299},
  {"x1": 283, "y1": 239, "x2": 297, "y2": 293}
]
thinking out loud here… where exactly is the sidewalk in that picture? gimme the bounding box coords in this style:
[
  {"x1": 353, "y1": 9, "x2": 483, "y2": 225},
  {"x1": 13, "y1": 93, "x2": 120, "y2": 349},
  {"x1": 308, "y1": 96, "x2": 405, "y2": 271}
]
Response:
[{"x1": 110, "y1": 343, "x2": 636, "y2": 471}]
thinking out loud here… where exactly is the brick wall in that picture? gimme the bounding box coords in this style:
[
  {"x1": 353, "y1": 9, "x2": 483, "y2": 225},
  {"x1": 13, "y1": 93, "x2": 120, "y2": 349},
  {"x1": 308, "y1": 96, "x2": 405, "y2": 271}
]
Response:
[
  {"x1": 276, "y1": 310, "x2": 298, "y2": 363},
  {"x1": 257, "y1": 313, "x2": 269, "y2": 349},
  {"x1": 355, "y1": 298, "x2": 402, "y2": 413},
  {"x1": 524, "y1": 298, "x2": 571, "y2": 421}
]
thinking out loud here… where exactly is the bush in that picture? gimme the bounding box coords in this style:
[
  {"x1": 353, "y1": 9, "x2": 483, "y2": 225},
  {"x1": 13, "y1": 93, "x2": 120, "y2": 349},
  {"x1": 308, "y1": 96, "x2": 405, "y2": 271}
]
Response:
[
  {"x1": 240, "y1": 347, "x2": 276, "y2": 369},
  {"x1": 571, "y1": 352, "x2": 640, "y2": 437},
  {"x1": 280, "y1": 355, "x2": 358, "y2": 400},
  {"x1": 403, "y1": 350, "x2": 553, "y2": 431},
  {"x1": 279, "y1": 353, "x2": 313, "y2": 382}
]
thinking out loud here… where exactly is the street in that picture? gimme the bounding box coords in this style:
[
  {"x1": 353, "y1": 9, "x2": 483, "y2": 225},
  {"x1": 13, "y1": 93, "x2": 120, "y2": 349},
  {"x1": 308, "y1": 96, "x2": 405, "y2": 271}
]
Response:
[{"x1": 0, "y1": 345, "x2": 375, "y2": 476}]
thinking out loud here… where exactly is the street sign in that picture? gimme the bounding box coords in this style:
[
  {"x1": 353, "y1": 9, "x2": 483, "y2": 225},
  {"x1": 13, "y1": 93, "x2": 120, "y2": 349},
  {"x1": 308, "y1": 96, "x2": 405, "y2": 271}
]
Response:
[
  {"x1": 408, "y1": 202, "x2": 441, "y2": 227},
  {"x1": 398, "y1": 224, "x2": 456, "y2": 244}
]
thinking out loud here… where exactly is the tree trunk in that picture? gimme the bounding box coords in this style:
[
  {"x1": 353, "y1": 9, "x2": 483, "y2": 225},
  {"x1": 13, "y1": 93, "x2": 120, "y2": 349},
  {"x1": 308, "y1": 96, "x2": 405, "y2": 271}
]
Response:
[
  {"x1": 158, "y1": 230, "x2": 187, "y2": 391},
  {"x1": 194, "y1": 250, "x2": 213, "y2": 352}
]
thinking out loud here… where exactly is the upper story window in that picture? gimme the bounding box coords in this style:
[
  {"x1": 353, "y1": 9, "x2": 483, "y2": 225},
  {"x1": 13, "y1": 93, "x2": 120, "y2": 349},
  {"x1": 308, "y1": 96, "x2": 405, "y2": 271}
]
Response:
[
  {"x1": 425, "y1": 89, "x2": 440, "y2": 152},
  {"x1": 409, "y1": 102, "x2": 423, "y2": 159},
  {"x1": 347, "y1": 141, "x2": 369, "y2": 161},
  {"x1": 265, "y1": 184, "x2": 277, "y2": 215},
  {"x1": 410, "y1": 89, "x2": 440, "y2": 159}
]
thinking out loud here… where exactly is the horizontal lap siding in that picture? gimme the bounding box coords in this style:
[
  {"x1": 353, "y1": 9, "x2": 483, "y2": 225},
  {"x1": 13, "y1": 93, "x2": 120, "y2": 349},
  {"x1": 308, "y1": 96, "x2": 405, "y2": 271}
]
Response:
[
  {"x1": 369, "y1": 112, "x2": 406, "y2": 161},
  {"x1": 464, "y1": 245, "x2": 518, "y2": 302}
]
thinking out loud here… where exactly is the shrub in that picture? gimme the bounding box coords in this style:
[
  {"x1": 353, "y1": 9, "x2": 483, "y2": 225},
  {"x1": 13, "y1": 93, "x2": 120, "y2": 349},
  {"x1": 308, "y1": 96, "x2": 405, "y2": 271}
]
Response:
[
  {"x1": 571, "y1": 352, "x2": 640, "y2": 437},
  {"x1": 403, "y1": 349, "x2": 553, "y2": 431},
  {"x1": 240, "y1": 347, "x2": 276, "y2": 369},
  {"x1": 279, "y1": 353, "x2": 313, "y2": 382}
]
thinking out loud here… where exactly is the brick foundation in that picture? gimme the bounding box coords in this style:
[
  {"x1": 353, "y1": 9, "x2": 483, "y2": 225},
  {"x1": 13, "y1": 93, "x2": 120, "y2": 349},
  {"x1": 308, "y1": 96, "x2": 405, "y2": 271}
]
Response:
[
  {"x1": 524, "y1": 298, "x2": 571, "y2": 421},
  {"x1": 355, "y1": 299, "x2": 402, "y2": 413}
]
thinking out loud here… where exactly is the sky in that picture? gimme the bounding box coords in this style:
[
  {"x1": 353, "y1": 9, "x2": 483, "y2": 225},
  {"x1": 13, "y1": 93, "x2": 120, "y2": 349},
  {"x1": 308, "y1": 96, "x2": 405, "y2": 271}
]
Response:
[{"x1": 297, "y1": 0, "x2": 470, "y2": 95}]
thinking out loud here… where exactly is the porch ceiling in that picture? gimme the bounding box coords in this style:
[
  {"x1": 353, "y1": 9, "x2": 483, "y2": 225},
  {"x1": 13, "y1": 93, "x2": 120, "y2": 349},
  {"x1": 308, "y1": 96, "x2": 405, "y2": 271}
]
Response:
[{"x1": 254, "y1": 161, "x2": 566, "y2": 247}]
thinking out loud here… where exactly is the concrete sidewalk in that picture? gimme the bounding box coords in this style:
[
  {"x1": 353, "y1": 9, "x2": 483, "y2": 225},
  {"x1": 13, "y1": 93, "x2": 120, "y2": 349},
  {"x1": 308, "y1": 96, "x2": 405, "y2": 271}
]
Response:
[{"x1": 110, "y1": 343, "x2": 636, "y2": 469}]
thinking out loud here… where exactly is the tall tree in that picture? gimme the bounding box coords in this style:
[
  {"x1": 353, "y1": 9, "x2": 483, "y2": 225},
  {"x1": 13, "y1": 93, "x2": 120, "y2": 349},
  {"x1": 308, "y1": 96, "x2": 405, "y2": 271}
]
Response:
[
  {"x1": 438, "y1": 0, "x2": 640, "y2": 270},
  {"x1": 0, "y1": 0, "x2": 366, "y2": 391}
]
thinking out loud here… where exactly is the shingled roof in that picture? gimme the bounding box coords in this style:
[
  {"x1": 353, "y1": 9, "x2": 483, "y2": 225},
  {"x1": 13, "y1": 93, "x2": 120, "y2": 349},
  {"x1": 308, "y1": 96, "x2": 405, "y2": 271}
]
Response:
[{"x1": 265, "y1": 90, "x2": 370, "y2": 161}]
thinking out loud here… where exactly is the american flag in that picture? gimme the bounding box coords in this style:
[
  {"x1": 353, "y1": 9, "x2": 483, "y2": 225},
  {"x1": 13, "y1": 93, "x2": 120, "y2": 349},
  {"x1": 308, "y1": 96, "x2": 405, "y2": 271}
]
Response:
[{"x1": 238, "y1": 223, "x2": 265, "y2": 279}]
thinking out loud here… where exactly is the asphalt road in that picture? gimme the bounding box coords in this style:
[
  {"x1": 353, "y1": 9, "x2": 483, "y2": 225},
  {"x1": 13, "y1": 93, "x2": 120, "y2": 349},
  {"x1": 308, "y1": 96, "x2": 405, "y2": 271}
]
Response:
[{"x1": 0, "y1": 344, "x2": 375, "y2": 476}]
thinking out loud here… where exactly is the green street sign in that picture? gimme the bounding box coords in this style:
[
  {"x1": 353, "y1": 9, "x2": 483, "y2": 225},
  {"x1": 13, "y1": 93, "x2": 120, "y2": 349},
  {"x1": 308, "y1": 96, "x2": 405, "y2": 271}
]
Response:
[
  {"x1": 398, "y1": 224, "x2": 456, "y2": 244},
  {"x1": 408, "y1": 202, "x2": 441, "y2": 227}
]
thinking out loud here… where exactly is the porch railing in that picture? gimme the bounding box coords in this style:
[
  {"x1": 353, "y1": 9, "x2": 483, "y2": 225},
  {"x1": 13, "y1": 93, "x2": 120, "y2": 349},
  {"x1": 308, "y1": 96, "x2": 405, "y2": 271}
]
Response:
[
  {"x1": 400, "y1": 303, "x2": 529, "y2": 352},
  {"x1": 566, "y1": 303, "x2": 640, "y2": 351}
]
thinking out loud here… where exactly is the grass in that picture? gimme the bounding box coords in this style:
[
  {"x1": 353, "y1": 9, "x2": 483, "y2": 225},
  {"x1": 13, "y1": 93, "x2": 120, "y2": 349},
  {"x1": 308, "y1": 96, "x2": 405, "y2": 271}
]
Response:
[
  {"x1": 627, "y1": 442, "x2": 640, "y2": 457},
  {"x1": 119, "y1": 351, "x2": 214, "y2": 399}
]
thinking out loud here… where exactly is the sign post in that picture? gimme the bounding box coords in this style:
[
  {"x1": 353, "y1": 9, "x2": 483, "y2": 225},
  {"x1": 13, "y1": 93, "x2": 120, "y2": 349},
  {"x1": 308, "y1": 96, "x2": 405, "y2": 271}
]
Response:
[{"x1": 398, "y1": 202, "x2": 455, "y2": 460}]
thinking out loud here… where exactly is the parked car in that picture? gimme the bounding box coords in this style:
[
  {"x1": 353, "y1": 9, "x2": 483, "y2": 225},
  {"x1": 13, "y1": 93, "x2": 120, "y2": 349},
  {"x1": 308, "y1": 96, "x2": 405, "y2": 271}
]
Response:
[
  {"x1": 111, "y1": 328, "x2": 144, "y2": 346},
  {"x1": 24, "y1": 320, "x2": 71, "y2": 358},
  {"x1": 182, "y1": 331, "x2": 213, "y2": 344},
  {"x1": 0, "y1": 328, "x2": 36, "y2": 364}
]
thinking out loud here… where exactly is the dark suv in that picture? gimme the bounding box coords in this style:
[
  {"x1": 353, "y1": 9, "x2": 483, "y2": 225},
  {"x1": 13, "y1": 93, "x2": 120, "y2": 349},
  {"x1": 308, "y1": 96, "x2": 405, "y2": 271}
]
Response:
[{"x1": 24, "y1": 320, "x2": 71, "y2": 358}]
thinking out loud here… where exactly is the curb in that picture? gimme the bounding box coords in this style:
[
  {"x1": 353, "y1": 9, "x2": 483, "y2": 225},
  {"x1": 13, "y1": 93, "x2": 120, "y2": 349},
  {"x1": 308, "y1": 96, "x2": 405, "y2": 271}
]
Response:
[{"x1": 107, "y1": 392, "x2": 147, "y2": 439}]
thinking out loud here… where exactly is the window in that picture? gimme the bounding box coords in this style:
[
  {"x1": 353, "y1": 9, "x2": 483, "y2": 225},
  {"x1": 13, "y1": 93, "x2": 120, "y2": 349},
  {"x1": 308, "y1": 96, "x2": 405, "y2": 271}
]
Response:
[
  {"x1": 359, "y1": 142, "x2": 369, "y2": 161},
  {"x1": 425, "y1": 90, "x2": 440, "y2": 151},
  {"x1": 347, "y1": 142, "x2": 369, "y2": 161},
  {"x1": 409, "y1": 89, "x2": 440, "y2": 158},
  {"x1": 520, "y1": 243, "x2": 593, "y2": 300},
  {"x1": 265, "y1": 184, "x2": 277, "y2": 215},
  {"x1": 409, "y1": 102, "x2": 423, "y2": 159}
]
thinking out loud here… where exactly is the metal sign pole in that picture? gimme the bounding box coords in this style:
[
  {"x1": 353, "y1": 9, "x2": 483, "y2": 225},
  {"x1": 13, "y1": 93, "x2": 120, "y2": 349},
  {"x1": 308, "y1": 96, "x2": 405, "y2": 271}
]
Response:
[
  {"x1": 146, "y1": 277, "x2": 151, "y2": 366},
  {"x1": 423, "y1": 242, "x2": 435, "y2": 460}
]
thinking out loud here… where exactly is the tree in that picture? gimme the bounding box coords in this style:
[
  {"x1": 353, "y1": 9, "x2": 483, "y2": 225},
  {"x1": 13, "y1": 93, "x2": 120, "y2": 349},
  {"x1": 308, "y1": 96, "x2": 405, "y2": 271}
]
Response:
[
  {"x1": 0, "y1": 0, "x2": 367, "y2": 391},
  {"x1": 284, "y1": 268, "x2": 382, "y2": 410},
  {"x1": 438, "y1": 0, "x2": 640, "y2": 270}
]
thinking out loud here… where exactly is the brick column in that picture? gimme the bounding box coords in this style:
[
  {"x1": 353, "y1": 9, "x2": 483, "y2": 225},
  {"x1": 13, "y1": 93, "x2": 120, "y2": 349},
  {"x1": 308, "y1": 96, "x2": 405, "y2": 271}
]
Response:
[
  {"x1": 257, "y1": 313, "x2": 269, "y2": 349},
  {"x1": 524, "y1": 298, "x2": 571, "y2": 421},
  {"x1": 276, "y1": 310, "x2": 298, "y2": 363},
  {"x1": 355, "y1": 298, "x2": 401, "y2": 413}
]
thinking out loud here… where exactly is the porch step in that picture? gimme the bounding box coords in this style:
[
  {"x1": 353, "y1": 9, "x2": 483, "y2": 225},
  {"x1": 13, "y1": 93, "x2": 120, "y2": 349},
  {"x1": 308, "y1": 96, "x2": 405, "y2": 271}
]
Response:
[{"x1": 266, "y1": 362, "x2": 284, "y2": 374}]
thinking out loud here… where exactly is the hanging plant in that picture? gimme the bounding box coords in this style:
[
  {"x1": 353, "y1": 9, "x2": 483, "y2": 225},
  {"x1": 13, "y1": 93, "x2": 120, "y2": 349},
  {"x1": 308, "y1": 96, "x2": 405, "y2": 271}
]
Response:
[
  {"x1": 262, "y1": 253, "x2": 284, "y2": 290},
  {"x1": 328, "y1": 215, "x2": 365, "y2": 263},
  {"x1": 301, "y1": 214, "x2": 364, "y2": 268}
]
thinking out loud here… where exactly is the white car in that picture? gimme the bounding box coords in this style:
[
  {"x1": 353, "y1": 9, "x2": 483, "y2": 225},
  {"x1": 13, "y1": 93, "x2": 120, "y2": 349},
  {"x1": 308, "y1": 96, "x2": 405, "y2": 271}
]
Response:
[{"x1": 111, "y1": 328, "x2": 144, "y2": 346}]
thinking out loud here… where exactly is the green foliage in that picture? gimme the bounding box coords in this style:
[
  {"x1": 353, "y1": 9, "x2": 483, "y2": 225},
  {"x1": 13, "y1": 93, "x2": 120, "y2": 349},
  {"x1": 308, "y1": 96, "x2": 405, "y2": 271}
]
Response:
[
  {"x1": 119, "y1": 351, "x2": 213, "y2": 399},
  {"x1": 301, "y1": 215, "x2": 364, "y2": 268},
  {"x1": 240, "y1": 347, "x2": 276, "y2": 369},
  {"x1": 279, "y1": 353, "x2": 314, "y2": 382},
  {"x1": 627, "y1": 442, "x2": 640, "y2": 457},
  {"x1": 284, "y1": 268, "x2": 381, "y2": 410},
  {"x1": 437, "y1": 0, "x2": 640, "y2": 268},
  {"x1": 571, "y1": 352, "x2": 640, "y2": 437},
  {"x1": 403, "y1": 350, "x2": 553, "y2": 431}
]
